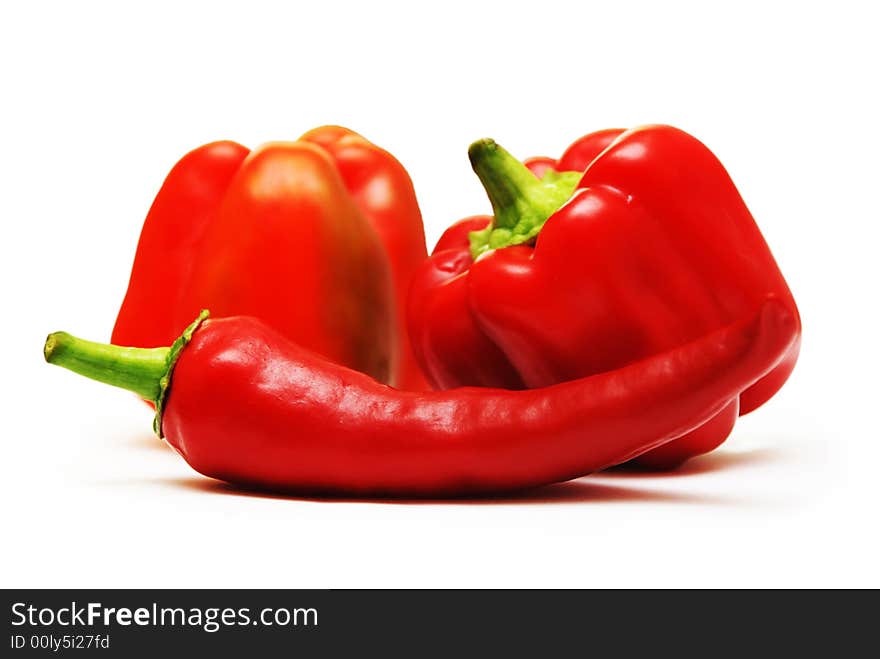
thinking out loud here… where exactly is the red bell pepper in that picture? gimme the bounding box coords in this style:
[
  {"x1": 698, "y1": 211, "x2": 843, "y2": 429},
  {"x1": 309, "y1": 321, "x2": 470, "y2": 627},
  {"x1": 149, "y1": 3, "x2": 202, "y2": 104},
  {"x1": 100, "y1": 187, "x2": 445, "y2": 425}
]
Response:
[
  {"x1": 112, "y1": 128, "x2": 428, "y2": 387},
  {"x1": 408, "y1": 125, "x2": 801, "y2": 468}
]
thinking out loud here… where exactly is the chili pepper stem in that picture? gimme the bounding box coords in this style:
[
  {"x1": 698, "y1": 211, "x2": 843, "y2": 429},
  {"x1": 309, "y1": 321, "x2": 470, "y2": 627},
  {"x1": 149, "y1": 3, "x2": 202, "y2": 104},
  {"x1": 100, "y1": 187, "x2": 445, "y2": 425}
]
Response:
[
  {"x1": 44, "y1": 332, "x2": 170, "y2": 402},
  {"x1": 467, "y1": 139, "x2": 582, "y2": 258},
  {"x1": 44, "y1": 310, "x2": 209, "y2": 436}
]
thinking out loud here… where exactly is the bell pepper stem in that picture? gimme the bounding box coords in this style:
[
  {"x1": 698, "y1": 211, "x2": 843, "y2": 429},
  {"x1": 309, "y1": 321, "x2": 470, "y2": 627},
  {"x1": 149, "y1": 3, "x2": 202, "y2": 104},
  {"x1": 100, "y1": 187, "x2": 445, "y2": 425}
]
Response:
[
  {"x1": 44, "y1": 310, "x2": 209, "y2": 436},
  {"x1": 467, "y1": 139, "x2": 582, "y2": 259},
  {"x1": 468, "y1": 139, "x2": 548, "y2": 229}
]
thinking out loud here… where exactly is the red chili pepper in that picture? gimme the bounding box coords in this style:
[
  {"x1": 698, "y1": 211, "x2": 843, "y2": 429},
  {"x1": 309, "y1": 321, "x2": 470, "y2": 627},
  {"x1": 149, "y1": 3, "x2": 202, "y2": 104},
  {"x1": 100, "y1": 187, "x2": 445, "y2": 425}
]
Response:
[
  {"x1": 408, "y1": 125, "x2": 802, "y2": 468},
  {"x1": 112, "y1": 128, "x2": 429, "y2": 387},
  {"x1": 44, "y1": 299, "x2": 797, "y2": 496}
]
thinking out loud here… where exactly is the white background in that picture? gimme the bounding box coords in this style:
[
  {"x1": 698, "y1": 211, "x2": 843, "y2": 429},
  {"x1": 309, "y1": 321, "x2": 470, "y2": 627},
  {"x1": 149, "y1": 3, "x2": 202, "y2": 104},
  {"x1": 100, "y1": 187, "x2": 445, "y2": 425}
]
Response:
[{"x1": 2, "y1": 0, "x2": 877, "y2": 588}]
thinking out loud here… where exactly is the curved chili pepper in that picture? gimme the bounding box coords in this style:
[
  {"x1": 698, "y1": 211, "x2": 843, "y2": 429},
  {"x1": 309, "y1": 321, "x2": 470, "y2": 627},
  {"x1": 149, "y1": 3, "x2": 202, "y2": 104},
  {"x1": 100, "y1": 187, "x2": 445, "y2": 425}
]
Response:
[
  {"x1": 408, "y1": 126, "x2": 801, "y2": 468},
  {"x1": 112, "y1": 128, "x2": 429, "y2": 387},
  {"x1": 300, "y1": 126, "x2": 431, "y2": 390},
  {"x1": 44, "y1": 299, "x2": 796, "y2": 496}
]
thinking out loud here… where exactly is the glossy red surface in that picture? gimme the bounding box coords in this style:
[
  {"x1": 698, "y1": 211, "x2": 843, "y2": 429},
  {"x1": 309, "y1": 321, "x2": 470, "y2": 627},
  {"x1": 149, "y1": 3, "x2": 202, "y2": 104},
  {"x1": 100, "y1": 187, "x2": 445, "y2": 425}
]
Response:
[
  {"x1": 112, "y1": 133, "x2": 400, "y2": 383},
  {"x1": 163, "y1": 300, "x2": 797, "y2": 496},
  {"x1": 408, "y1": 126, "x2": 802, "y2": 467}
]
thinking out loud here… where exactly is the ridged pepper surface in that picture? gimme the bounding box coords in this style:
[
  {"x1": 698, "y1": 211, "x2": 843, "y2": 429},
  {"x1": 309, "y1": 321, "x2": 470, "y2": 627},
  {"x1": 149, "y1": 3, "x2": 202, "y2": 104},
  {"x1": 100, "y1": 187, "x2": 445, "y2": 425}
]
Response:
[
  {"x1": 300, "y1": 127, "x2": 430, "y2": 389},
  {"x1": 113, "y1": 127, "x2": 428, "y2": 386}
]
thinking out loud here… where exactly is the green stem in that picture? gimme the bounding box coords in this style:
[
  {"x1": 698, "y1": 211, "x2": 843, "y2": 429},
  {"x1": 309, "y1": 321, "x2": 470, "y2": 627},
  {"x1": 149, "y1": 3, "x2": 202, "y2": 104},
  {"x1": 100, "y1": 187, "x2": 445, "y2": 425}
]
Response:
[
  {"x1": 44, "y1": 334, "x2": 171, "y2": 401},
  {"x1": 43, "y1": 310, "x2": 209, "y2": 436},
  {"x1": 467, "y1": 139, "x2": 582, "y2": 259}
]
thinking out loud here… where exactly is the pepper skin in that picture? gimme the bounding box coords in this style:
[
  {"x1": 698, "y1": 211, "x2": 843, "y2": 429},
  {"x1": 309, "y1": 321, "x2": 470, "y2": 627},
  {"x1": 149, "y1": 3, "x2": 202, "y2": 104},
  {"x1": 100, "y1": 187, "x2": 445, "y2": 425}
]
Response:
[
  {"x1": 300, "y1": 127, "x2": 431, "y2": 390},
  {"x1": 111, "y1": 141, "x2": 249, "y2": 351},
  {"x1": 45, "y1": 299, "x2": 796, "y2": 496},
  {"x1": 112, "y1": 128, "x2": 428, "y2": 387},
  {"x1": 408, "y1": 126, "x2": 802, "y2": 468}
]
